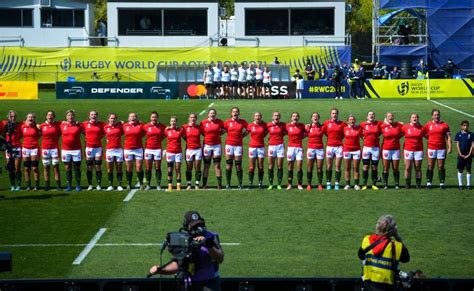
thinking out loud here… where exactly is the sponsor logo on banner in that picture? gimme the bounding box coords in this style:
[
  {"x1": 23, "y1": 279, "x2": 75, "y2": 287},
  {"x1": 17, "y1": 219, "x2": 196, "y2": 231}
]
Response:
[
  {"x1": 397, "y1": 81, "x2": 409, "y2": 96},
  {"x1": 366, "y1": 79, "x2": 473, "y2": 98},
  {"x1": 179, "y1": 82, "x2": 294, "y2": 98},
  {"x1": 0, "y1": 81, "x2": 38, "y2": 100},
  {"x1": 57, "y1": 82, "x2": 177, "y2": 99}
]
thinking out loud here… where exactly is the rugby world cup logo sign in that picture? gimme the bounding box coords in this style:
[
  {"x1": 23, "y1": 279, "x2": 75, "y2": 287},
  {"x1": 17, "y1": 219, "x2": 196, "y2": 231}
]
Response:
[{"x1": 397, "y1": 81, "x2": 409, "y2": 96}]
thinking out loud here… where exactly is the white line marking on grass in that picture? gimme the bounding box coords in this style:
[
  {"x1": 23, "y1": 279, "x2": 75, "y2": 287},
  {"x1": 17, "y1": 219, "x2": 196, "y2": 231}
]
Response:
[
  {"x1": 1, "y1": 242, "x2": 240, "y2": 247},
  {"x1": 199, "y1": 110, "x2": 206, "y2": 116},
  {"x1": 429, "y1": 100, "x2": 474, "y2": 118},
  {"x1": 72, "y1": 228, "x2": 107, "y2": 265},
  {"x1": 208, "y1": 102, "x2": 215, "y2": 108},
  {"x1": 123, "y1": 189, "x2": 138, "y2": 202}
]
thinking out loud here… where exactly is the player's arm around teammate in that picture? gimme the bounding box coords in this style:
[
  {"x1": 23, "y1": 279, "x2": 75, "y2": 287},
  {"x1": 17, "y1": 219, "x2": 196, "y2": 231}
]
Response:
[
  {"x1": 183, "y1": 113, "x2": 203, "y2": 190},
  {"x1": 104, "y1": 113, "x2": 124, "y2": 191},
  {"x1": 200, "y1": 108, "x2": 225, "y2": 189},
  {"x1": 266, "y1": 112, "x2": 286, "y2": 190},
  {"x1": 360, "y1": 112, "x2": 382, "y2": 190},
  {"x1": 223, "y1": 107, "x2": 249, "y2": 189},
  {"x1": 143, "y1": 111, "x2": 166, "y2": 190},
  {"x1": 401, "y1": 113, "x2": 426, "y2": 189},
  {"x1": 39, "y1": 111, "x2": 61, "y2": 191},
  {"x1": 164, "y1": 116, "x2": 185, "y2": 191},
  {"x1": 342, "y1": 115, "x2": 363, "y2": 190},
  {"x1": 247, "y1": 112, "x2": 268, "y2": 188},
  {"x1": 380, "y1": 112, "x2": 404, "y2": 189},
  {"x1": 60, "y1": 109, "x2": 84, "y2": 191},
  {"x1": 285, "y1": 112, "x2": 306, "y2": 190},
  {"x1": 123, "y1": 112, "x2": 145, "y2": 190},
  {"x1": 21, "y1": 113, "x2": 41, "y2": 190},
  {"x1": 305, "y1": 112, "x2": 325, "y2": 191},
  {"x1": 83, "y1": 110, "x2": 105, "y2": 191},
  {"x1": 423, "y1": 109, "x2": 451, "y2": 189}
]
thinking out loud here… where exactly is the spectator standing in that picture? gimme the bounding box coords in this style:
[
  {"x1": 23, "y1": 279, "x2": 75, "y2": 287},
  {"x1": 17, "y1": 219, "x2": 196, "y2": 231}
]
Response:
[
  {"x1": 332, "y1": 66, "x2": 344, "y2": 99},
  {"x1": 441, "y1": 59, "x2": 461, "y2": 79},
  {"x1": 455, "y1": 120, "x2": 473, "y2": 190},
  {"x1": 389, "y1": 66, "x2": 401, "y2": 80},
  {"x1": 293, "y1": 69, "x2": 304, "y2": 99},
  {"x1": 415, "y1": 58, "x2": 428, "y2": 79},
  {"x1": 304, "y1": 60, "x2": 316, "y2": 80},
  {"x1": 203, "y1": 65, "x2": 214, "y2": 100}
]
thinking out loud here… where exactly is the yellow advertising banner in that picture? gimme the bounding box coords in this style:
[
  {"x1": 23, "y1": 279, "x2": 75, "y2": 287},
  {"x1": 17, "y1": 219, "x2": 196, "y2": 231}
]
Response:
[
  {"x1": 365, "y1": 79, "x2": 474, "y2": 98},
  {"x1": 0, "y1": 81, "x2": 38, "y2": 100},
  {"x1": 0, "y1": 46, "x2": 351, "y2": 83}
]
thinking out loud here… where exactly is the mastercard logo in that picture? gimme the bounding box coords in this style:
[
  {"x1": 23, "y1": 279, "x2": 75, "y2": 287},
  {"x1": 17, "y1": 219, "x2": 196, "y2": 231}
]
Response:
[{"x1": 187, "y1": 85, "x2": 207, "y2": 97}]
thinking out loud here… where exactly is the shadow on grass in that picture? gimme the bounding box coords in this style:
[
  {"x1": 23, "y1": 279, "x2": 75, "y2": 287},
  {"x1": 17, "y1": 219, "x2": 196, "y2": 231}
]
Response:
[{"x1": 3, "y1": 193, "x2": 70, "y2": 200}]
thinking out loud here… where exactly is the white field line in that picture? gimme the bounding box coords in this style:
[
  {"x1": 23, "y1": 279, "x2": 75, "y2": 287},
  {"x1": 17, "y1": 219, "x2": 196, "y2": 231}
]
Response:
[
  {"x1": 72, "y1": 228, "x2": 107, "y2": 265},
  {"x1": 208, "y1": 102, "x2": 215, "y2": 108},
  {"x1": 199, "y1": 110, "x2": 206, "y2": 116},
  {"x1": 429, "y1": 100, "x2": 474, "y2": 118},
  {"x1": 123, "y1": 189, "x2": 138, "y2": 202},
  {"x1": 0, "y1": 242, "x2": 240, "y2": 247}
]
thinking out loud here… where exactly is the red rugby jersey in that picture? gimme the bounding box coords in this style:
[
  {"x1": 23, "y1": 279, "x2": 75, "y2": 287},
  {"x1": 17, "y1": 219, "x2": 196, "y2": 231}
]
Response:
[
  {"x1": 423, "y1": 120, "x2": 450, "y2": 150},
  {"x1": 143, "y1": 122, "x2": 166, "y2": 150},
  {"x1": 165, "y1": 127, "x2": 185, "y2": 153},
  {"x1": 60, "y1": 121, "x2": 84, "y2": 150},
  {"x1": 361, "y1": 121, "x2": 382, "y2": 148},
  {"x1": 224, "y1": 118, "x2": 249, "y2": 146},
  {"x1": 2, "y1": 120, "x2": 23, "y2": 147},
  {"x1": 183, "y1": 123, "x2": 203, "y2": 150},
  {"x1": 200, "y1": 119, "x2": 224, "y2": 146},
  {"x1": 247, "y1": 121, "x2": 268, "y2": 148},
  {"x1": 286, "y1": 122, "x2": 306, "y2": 147},
  {"x1": 123, "y1": 122, "x2": 144, "y2": 150},
  {"x1": 40, "y1": 121, "x2": 61, "y2": 150},
  {"x1": 266, "y1": 121, "x2": 286, "y2": 146},
  {"x1": 21, "y1": 123, "x2": 41, "y2": 149},
  {"x1": 82, "y1": 121, "x2": 105, "y2": 148},
  {"x1": 306, "y1": 123, "x2": 324, "y2": 149},
  {"x1": 104, "y1": 122, "x2": 123, "y2": 149},
  {"x1": 381, "y1": 122, "x2": 403, "y2": 150},
  {"x1": 402, "y1": 123, "x2": 426, "y2": 151},
  {"x1": 322, "y1": 120, "x2": 346, "y2": 147},
  {"x1": 343, "y1": 125, "x2": 363, "y2": 152}
]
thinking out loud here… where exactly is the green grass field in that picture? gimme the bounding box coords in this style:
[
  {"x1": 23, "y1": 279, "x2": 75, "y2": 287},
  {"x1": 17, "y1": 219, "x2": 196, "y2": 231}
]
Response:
[{"x1": 0, "y1": 93, "x2": 473, "y2": 279}]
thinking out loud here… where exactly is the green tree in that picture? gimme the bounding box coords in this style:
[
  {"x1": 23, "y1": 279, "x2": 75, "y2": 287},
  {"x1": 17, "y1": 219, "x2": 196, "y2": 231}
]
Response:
[
  {"x1": 94, "y1": 0, "x2": 107, "y2": 23},
  {"x1": 346, "y1": 0, "x2": 373, "y2": 60},
  {"x1": 219, "y1": 0, "x2": 234, "y2": 19}
]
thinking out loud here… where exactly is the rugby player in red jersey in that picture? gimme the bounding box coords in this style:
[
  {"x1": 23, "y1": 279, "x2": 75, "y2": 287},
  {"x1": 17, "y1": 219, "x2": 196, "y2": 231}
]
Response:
[
  {"x1": 266, "y1": 111, "x2": 286, "y2": 190},
  {"x1": 83, "y1": 111, "x2": 105, "y2": 191},
  {"x1": 402, "y1": 113, "x2": 426, "y2": 189},
  {"x1": 123, "y1": 112, "x2": 145, "y2": 190},
  {"x1": 423, "y1": 109, "x2": 451, "y2": 189},
  {"x1": 165, "y1": 116, "x2": 185, "y2": 191},
  {"x1": 224, "y1": 107, "x2": 249, "y2": 189},
  {"x1": 104, "y1": 113, "x2": 124, "y2": 191},
  {"x1": 143, "y1": 111, "x2": 166, "y2": 190},
  {"x1": 286, "y1": 112, "x2": 306, "y2": 190},
  {"x1": 380, "y1": 112, "x2": 403, "y2": 189},
  {"x1": 60, "y1": 109, "x2": 84, "y2": 191},
  {"x1": 360, "y1": 111, "x2": 382, "y2": 190},
  {"x1": 21, "y1": 113, "x2": 41, "y2": 190},
  {"x1": 183, "y1": 113, "x2": 203, "y2": 190},
  {"x1": 39, "y1": 111, "x2": 61, "y2": 191},
  {"x1": 200, "y1": 108, "x2": 225, "y2": 189},
  {"x1": 2, "y1": 110, "x2": 22, "y2": 191},
  {"x1": 322, "y1": 108, "x2": 346, "y2": 190},
  {"x1": 305, "y1": 112, "x2": 324, "y2": 191},
  {"x1": 247, "y1": 112, "x2": 268, "y2": 188},
  {"x1": 342, "y1": 115, "x2": 363, "y2": 190}
]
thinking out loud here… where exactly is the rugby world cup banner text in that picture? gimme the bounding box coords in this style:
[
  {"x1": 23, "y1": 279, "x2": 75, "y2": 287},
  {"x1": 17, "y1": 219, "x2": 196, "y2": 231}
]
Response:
[
  {"x1": 0, "y1": 47, "x2": 351, "y2": 83},
  {"x1": 0, "y1": 81, "x2": 38, "y2": 100},
  {"x1": 56, "y1": 82, "x2": 178, "y2": 99},
  {"x1": 365, "y1": 79, "x2": 474, "y2": 98},
  {"x1": 302, "y1": 80, "x2": 350, "y2": 98}
]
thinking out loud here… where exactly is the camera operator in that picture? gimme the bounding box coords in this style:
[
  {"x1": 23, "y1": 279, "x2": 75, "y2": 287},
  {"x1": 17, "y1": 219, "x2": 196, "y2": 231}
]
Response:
[
  {"x1": 2, "y1": 110, "x2": 23, "y2": 191},
  {"x1": 358, "y1": 214, "x2": 410, "y2": 291},
  {"x1": 149, "y1": 211, "x2": 224, "y2": 291}
]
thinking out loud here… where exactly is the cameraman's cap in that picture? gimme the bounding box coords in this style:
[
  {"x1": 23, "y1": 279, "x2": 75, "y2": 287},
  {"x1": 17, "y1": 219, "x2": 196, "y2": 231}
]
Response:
[{"x1": 184, "y1": 211, "x2": 205, "y2": 228}]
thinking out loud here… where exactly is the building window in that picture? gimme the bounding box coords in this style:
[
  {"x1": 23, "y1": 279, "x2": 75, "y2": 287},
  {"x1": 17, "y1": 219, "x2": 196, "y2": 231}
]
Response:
[
  {"x1": 245, "y1": 9, "x2": 289, "y2": 36},
  {"x1": 41, "y1": 9, "x2": 85, "y2": 28},
  {"x1": 0, "y1": 9, "x2": 33, "y2": 27},
  {"x1": 291, "y1": 9, "x2": 334, "y2": 35},
  {"x1": 163, "y1": 9, "x2": 207, "y2": 36},
  {"x1": 118, "y1": 9, "x2": 162, "y2": 36}
]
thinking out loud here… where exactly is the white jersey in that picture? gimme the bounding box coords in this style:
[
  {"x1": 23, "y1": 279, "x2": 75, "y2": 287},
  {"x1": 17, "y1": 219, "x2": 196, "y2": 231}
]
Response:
[
  {"x1": 221, "y1": 71, "x2": 231, "y2": 82},
  {"x1": 238, "y1": 67, "x2": 247, "y2": 82},
  {"x1": 230, "y1": 68, "x2": 239, "y2": 81},
  {"x1": 213, "y1": 67, "x2": 222, "y2": 82},
  {"x1": 255, "y1": 67, "x2": 263, "y2": 80},
  {"x1": 263, "y1": 71, "x2": 272, "y2": 83},
  {"x1": 204, "y1": 69, "x2": 213, "y2": 84},
  {"x1": 246, "y1": 68, "x2": 256, "y2": 81}
]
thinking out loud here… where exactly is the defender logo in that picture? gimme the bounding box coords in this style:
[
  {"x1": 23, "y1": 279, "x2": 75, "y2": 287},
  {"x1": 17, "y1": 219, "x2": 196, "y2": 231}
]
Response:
[
  {"x1": 64, "y1": 86, "x2": 84, "y2": 95},
  {"x1": 397, "y1": 81, "x2": 409, "y2": 96},
  {"x1": 150, "y1": 86, "x2": 171, "y2": 95}
]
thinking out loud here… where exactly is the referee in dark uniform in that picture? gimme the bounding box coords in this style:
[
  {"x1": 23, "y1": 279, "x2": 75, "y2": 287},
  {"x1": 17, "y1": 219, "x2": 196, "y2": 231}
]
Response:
[{"x1": 455, "y1": 120, "x2": 473, "y2": 190}]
